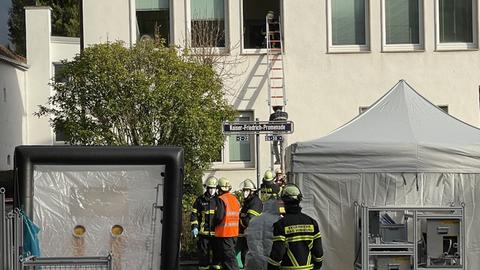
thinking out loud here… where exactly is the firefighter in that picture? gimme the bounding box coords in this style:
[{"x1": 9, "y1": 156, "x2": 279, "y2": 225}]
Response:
[
  {"x1": 267, "y1": 184, "x2": 324, "y2": 270},
  {"x1": 191, "y1": 176, "x2": 221, "y2": 270},
  {"x1": 237, "y1": 179, "x2": 263, "y2": 266},
  {"x1": 213, "y1": 177, "x2": 241, "y2": 270},
  {"x1": 260, "y1": 170, "x2": 280, "y2": 201},
  {"x1": 274, "y1": 168, "x2": 286, "y2": 188}
]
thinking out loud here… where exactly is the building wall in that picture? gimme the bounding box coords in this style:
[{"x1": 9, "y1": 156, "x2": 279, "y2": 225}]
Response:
[
  {"x1": 25, "y1": 7, "x2": 80, "y2": 145},
  {"x1": 83, "y1": 0, "x2": 135, "y2": 47},
  {"x1": 21, "y1": 1, "x2": 480, "y2": 187},
  {"x1": 177, "y1": 0, "x2": 480, "y2": 186},
  {"x1": 0, "y1": 60, "x2": 27, "y2": 170}
]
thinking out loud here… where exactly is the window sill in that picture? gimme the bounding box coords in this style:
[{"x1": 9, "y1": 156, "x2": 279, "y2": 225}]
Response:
[
  {"x1": 210, "y1": 162, "x2": 255, "y2": 170},
  {"x1": 188, "y1": 47, "x2": 230, "y2": 55},
  {"x1": 241, "y1": 48, "x2": 268, "y2": 55},
  {"x1": 382, "y1": 44, "x2": 424, "y2": 53},
  {"x1": 435, "y1": 42, "x2": 478, "y2": 52},
  {"x1": 328, "y1": 45, "x2": 370, "y2": 54}
]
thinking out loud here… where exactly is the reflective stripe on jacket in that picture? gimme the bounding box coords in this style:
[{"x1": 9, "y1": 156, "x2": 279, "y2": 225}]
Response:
[
  {"x1": 190, "y1": 193, "x2": 218, "y2": 236},
  {"x1": 215, "y1": 193, "x2": 241, "y2": 237},
  {"x1": 267, "y1": 205, "x2": 323, "y2": 270},
  {"x1": 239, "y1": 194, "x2": 263, "y2": 235}
]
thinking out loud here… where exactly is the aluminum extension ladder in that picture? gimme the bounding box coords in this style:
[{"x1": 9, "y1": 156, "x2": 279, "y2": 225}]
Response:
[{"x1": 265, "y1": 11, "x2": 287, "y2": 108}]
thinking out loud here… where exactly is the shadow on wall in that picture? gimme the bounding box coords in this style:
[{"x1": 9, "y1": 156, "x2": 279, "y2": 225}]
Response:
[
  {"x1": 0, "y1": 62, "x2": 26, "y2": 171},
  {"x1": 232, "y1": 55, "x2": 268, "y2": 109}
]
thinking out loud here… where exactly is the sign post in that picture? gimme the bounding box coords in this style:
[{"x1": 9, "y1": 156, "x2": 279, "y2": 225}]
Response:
[{"x1": 222, "y1": 120, "x2": 294, "y2": 188}]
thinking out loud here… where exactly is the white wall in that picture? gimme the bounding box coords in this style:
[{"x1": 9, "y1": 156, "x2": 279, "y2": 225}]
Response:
[
  {"x1": 0, "y1": 60, "x2": 27, "y2": 170},
  {"x1": 25, "y1": 7, "x2": 53, "y2": 145},
  {"x1": 83, "y1": 0, "x2": 134, "y2": 47},
  {"x1": 183, "y1": 0, "x2": 480, "y2": 187},
  {"x1": 20, "y1": 0, "x2": 480, "y2": 188}
]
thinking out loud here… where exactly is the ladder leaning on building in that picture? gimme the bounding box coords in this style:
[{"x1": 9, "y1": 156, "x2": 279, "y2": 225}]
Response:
[{"x1": 265, "y1": 11, "x2": 289, "y2": 170}]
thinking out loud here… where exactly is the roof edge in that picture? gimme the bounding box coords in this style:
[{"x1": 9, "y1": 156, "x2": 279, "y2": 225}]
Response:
[{"x1": 0, "y1": 55, "x2": 29, "y2": 70}]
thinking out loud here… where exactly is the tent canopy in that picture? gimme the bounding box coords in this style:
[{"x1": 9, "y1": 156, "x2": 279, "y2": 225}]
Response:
[{"x1": 290, "y1": 80, "x2": 480, "y2": 173}]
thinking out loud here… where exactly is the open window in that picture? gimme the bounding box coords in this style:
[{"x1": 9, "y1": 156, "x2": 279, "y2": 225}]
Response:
[
  {"x1": 242, "y1": 0, "x2": 281, "y2": 51},
  {"x1": 136, "y1": 0, "x2": 170, "y2": 42}
]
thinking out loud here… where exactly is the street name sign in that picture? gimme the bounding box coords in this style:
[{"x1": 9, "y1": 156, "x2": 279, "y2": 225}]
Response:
[
  {"x1": 222, "y1": 121, "x2": 294, "y2": 134},
  {"x1": 235, "y1": 135, "x2": 249, "y2": 141},
  {"x1": 265, "y1": 135, "x2": 284, "y2": 141}
]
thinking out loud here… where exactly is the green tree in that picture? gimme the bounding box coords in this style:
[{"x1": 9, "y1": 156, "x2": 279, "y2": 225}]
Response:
[
  {"x1": 8, "y1": 0, "x2": 79, "y2": 56},
  {"x1": 8, "y1": 0, "x2": 35, "y2": 56},
  {"x1": 40, "y1": 0, "x2": 80, "y2": 37},
  {"x1": 37, "y1": 40, "x2": 235, "y2": 195}
]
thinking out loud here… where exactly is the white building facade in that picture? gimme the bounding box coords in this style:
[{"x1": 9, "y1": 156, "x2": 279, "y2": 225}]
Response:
[{"x1": 4, "y1": 0, "x2": 480, "y2": 186}]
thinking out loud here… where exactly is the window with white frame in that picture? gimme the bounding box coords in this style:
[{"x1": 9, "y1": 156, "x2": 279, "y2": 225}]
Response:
[
  {"x1": 190, "y1": 0, "x2": 226, "y2": 47},
  {"x1": 214, "y1": 111, "x2": 254, "y2": 167},
  {"x1": 435, "y1": 0, "x2": 477, "y2": 50},
  {"x1": 382, "y1": 0, "x2": 423, "y2": 51},
  {"x1": 136, "y1": 0, "x2": 170, "y2": 42},
  {"x1": 242, "y1": 0, "x2": 281, "y2": 50},
  {"x1": 328, "y1": 0, "x2": 369, "y2": 52}
]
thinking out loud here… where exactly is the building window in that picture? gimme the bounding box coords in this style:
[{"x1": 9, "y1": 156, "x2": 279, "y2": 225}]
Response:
[
  {"x1": 242, "y1": 0, "x2": 280, "y2": 51},
  {"x1": 214, "y1": 111, "x2": 254, "y2": 167},
  {"x1": 53, "y1": 63, "x2": 68, "y2": 84},
  {"x1": 382, "y1": 0, "x2": 423, "y2": 51},
  {"x1": 54, "y1": 122, "x2": 68, "y2": 144},
  {"x1": 328, "y1": 0, "x2": 370, "y2": 53},
  {"x1": 190, "y1": 0, "x2": 226, "y2": 47},
  {"x1": 3, "y1": 87, "x2": 6, "y2": 102},
  {"x1": 136, "y1": 0, "x2": 170, "y2": 42},
  {"x1": 435, "y1": 0, "x2": 477, "y2": 50}
]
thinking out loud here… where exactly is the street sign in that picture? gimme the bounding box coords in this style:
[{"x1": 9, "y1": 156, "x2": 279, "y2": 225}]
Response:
[
  {"x1": 265, "y1": 135, "x2": 284, "y2": 141},
  {"x1": 235, "y1": 135, "x2": 249, "y2": 142},
  {"x1": 222, "y1": 121, "x2": 294, "y2": 134}
]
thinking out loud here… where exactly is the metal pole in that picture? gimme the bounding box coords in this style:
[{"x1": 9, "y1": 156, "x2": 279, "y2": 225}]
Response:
[
  {"x1": 0, "y1": 188, "x2": 5, "y2": 270},
  {"x1": 6, "y1": 213, "x2": 12, "y2": 270},
  {"x1": 256, "y1": 118, "x2": 261, "y2": 189}
]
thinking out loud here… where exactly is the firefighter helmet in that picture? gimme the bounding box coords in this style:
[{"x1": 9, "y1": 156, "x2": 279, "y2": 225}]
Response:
[
  {"x1": 280, "y1": 184, "x2": 303, "y2": 202},
  {"x1": 241, "y1": 179, "x2": 256, "y2": 191},
  {"x1": 217, "y1": 177, "x2": 232, "y2": 192},
  {"x1": 263, "y1": 170, "x2": 274, "y2": 182},
  {"x1": 204, "y1": 176, "x2": 218, "y2": 188}
]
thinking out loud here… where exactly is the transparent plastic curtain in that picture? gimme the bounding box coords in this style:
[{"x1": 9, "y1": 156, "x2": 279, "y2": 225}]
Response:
[
  {"x1": 33, "y1": 165, "x2": 164, "y2": 270},
  {"x1": 297, "y1": 172, "x2": 480, "y2": 270}
]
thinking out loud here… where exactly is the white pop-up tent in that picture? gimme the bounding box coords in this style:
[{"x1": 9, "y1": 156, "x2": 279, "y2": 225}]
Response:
[{"x1": 288, "y1": 80, "x2": 480, "y2": 270}]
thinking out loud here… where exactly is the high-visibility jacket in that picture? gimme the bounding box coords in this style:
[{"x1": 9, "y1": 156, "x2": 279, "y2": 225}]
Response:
[
  {"x1": 239, "y1": 193, "x2": 263, "y2": 236},
  {"x1": 267, "y1": 205, "x2": 324, "y2": 270},
  {"x1": 215, "y1": 192, "x2": 241, "y2": 237},
  {"x1": 190, "y1": 192, "x2": 218, "y2": 236}
]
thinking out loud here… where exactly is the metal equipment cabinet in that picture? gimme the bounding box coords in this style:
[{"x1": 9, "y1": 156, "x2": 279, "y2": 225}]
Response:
[{"x1": 355, "y1": 204, "x2": 465, "y2": 270}]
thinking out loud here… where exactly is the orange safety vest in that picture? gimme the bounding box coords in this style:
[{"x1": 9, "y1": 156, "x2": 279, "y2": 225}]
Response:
[{"x1": 215, "y1": 193, "x2": 241, "y2": 237}]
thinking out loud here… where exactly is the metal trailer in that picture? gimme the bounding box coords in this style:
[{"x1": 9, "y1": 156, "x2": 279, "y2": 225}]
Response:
[
  {"x1": 21, "y1": 255, "x2": 112, "y2": 270},
  {"x1": 355, "y1": 203, "x2": 466, "y2": 270}
]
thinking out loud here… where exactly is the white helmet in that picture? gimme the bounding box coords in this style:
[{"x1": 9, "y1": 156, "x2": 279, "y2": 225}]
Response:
[{"x1": 241, "y1": 179, "x2": 256, "y2": 191}]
